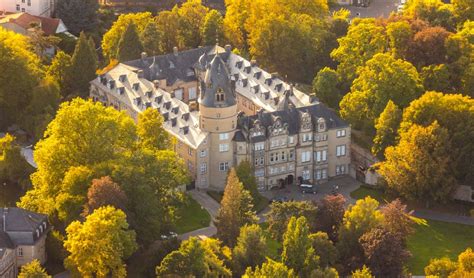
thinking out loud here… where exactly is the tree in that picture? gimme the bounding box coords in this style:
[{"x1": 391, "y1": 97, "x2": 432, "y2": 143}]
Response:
[
  {"x1": 235, "y1": 160, "x2": 260, "y2": 206},
  {"x1": 352, "y1": 265, "x2": 374, "y2": 278},
  {"x1": 424, "y1": 257, "x2": 458, "y2": 277},
  {"x1": 452, "y1": 0, "x2": 474, "y2": 24},
  {"x1": 140, "y1": 21, "x2": 163, "y2": 56},
  {"x1": 407, "y1": 27, "x2": 452, "y2": 68},
  {"x1": 371, "y1": 100, "x2": 402, "y2": 159},
  {"x1": 309, "y1": 232, "x2": 337, "y2": 268},
  {"x1": 378, "y1": 121, "x2": 457, "y2": 203},
  {"x1": 156, "y1": 237, "x2": 231, "y2": 277},
  {"x1": 223, "y1": 0, "x2": 252, "y2": 50},
  {"x1": 266, "y1": 201, "x2": 317, "y2": 241},
  {"x1": 314, "y1": 194, "x2": 346, "y2": 241},
  {"x1": 102, "y1": 12, "x2": 153, "y2": 60},
  {"x1": 337, "y1": 197, "x2": 384, "y2": 274},
  {"x1": 18, "y1": 259, "x2": 51, "y2": 278},
  {"x1": 386, "y1": 21, "x2": 413, "y2": 59},
  {"x1": 0, "y1": 28, "x2": 42, "y2": 129},
  {"x1": 0, "y1": 134, "x2": 32, "y2": 185},
  {"x1": 380, "y1": 199, "x2": 414, "y2": 241},
  {"x1": 232, "y1": 224, "x2": 267, "y2": 276},
  {"x1": 310, "y1": 267, "x2": 339, "y2": 278},
  {"x1": 155, "y1": 9, "x2": 181, "y2": 53},
  {"x1": 176, "y1": 0, "x2": 209, "y2": 48},
  {"x1": 56, "y1": 0, "x2": 98, "y2": 35},
  {"x1": 421, "y1": 64, "x2": 452, "y2": 92},
  {"x1": 215, "y1": 168, "x2": 257, "y2": 247},
  {"x1": 359, "y1": 227, "x2": 411, "y2": 277},
  {"x1": 68, "y1": 33, "x2": 98, "y2": 98},
  {"x1": 117, "y1": 22, "x2": 144, "y2": 62},
  {"x1": 339, "y1": 53, "x2": 423, "y2": 131},
  {"x1": 201, "y1": 9, "x2": 224, "y2": 46},
  {"x1": 243, "y1": 258, "x2": 296, "y2": 278},
  {"x1": 312, "y1": 67, "x2": 342, "y2": 109},
  {"x1": 399, "y1": 92, "x2": 474, "y2": 184},
  {"x1": 458, "y1": 248, "x2": 474, "y2": 273},
  {"x1": 64, "y1": 206, "x2": 137, "y2": 277},
  {"x1": 28, "y1": 27, "x2": 61, "y2": 58},
  {"x1": 47, "y1": 50, "x2": 72, "y2": 98},
  {"x1": 282, "y1": 216, "x2": 319, "y2": 277},
  {"x1": 83, "y1": 176, "x2": 127, "y2": 216},
  {"x1": 331, "y1": 19, "x2": 386, "y2": 85},
  {"x1": 137, "y1": 108, "x2": 173, "y2": 151}
]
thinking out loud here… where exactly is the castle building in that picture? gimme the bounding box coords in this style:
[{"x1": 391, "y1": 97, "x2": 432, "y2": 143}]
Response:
[{"x1": 90, "y1": 45, "x2": 351, "y2": 191}]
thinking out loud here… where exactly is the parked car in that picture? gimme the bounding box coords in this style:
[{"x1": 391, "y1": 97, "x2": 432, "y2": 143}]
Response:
[
  {"x1": 160, "y1": 231, "x2": 178, "y2": 240},
  {"x1": 270, "y1": 196, "x2": 289, "y2": 203},
  {"x1": 300, "y1": 184, "x2": 317, "y2": 194}
]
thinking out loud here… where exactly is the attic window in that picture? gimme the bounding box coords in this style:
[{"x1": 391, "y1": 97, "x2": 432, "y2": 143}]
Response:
[
  {"x1": 186, "y1": 68, "x2": 194, "y2": 77},
  {"x1": 155, "y1": 95, "x2": 163, "y2": 104},
  {"x1": 145, "y1": 102, "x2": 152, "y2": 108},
  {"x1": 171, "y1": 118, "x2": 177, "y2": 127},
  {"x1": 182, "y1": 113, "x2": 190, "y2": 121},
  {"x1": 119, "y1": 75, "x2": 126, "y2": 82},
  {"x1": 109, "y1": 80, "x2": 115, "y2": 89},
  {"x1": 146, "y1": 91, "x2": 153, "y2": 98},
  {"x1": 118, "y1": 87, "x2": 125, "y2": 95},
  {"x1": 254, "y1": 72, "x2": 262, "y2": 79},
  {"x1": 169, "y1": 61, "x2": 175, "y2": 69},
  {"x1": 133, "y1": 83, "x2": 140, "y2": 91},
  {"x1": 172, "y1": 107, "x2": 179, "y2": 114},
  {"x1": 216, "y1": 88, "x2": 225, "y2": 102}
]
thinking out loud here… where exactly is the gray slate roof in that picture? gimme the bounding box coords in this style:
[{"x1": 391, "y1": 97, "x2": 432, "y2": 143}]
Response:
[{"x1": 0, "y1": 207, "x2": 49, "y2": 246}]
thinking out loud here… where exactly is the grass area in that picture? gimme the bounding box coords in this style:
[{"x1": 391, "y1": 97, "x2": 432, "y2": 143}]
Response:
[
  {"x1": 260, "y1": 223, "x2": 282, "y2": 260},
  {"x1": 174, "y1": 195, "x2": 211, "y2": 234},
  {"x1": 407, "y1": 218, "x2": 474, "y2": 275},
  {"x1": 207, "y1": 190, "x2": 269, "y2": 213},
  {"x1": 349, "y1": 186, "x2": 392, "y2": 204}
]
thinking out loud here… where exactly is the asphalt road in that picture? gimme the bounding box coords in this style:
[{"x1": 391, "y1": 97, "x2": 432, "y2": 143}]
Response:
[{"x1": 332, "y1": 0, "x2": 401, "y2": 19}]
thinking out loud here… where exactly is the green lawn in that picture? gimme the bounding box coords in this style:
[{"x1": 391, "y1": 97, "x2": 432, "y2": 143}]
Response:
[
  {"x1": 349, "y1": 186, "x2": 392, "y2": 204},
  {"x1": 174, "y1": 195, "x2": 211, "y2": 234},
  {"x1": 407, "y1": 218, "x2": 474, "y2": 275},
  {"x1": 207, "y1": 190, "x2": 269, "y2": 213}
]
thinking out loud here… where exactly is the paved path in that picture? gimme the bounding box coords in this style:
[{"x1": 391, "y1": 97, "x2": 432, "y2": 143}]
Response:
[
  {"x1": 331, "y1": 0, "x2": 400, "y2": 19},
  {"x1": 189, "y1": 190, "x2": 220, "y2": 219},
  {"x1": 412, "y1": 209, "x2": 474, "y2": 226}
]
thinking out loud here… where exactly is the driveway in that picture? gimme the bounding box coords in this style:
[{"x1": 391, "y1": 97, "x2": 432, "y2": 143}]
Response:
[
  {"x1": 260, "y1": 176, "x2": 361, "y2": 205},
  {"x1": 331, "y1": 0, "x2": 400, "y2": 19}
]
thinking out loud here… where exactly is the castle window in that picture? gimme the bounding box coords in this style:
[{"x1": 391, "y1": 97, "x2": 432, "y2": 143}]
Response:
[
  {"x1": 219, "y1": 162, "x2": 229, "y2": 171},
  {"x1": 336, "y1": 129, "x2": 346, "y2": 137},
  {"x1": 219, "y1": 133, "x2": 229, "y2": 140},
  {"x1": 219, "y1": 144, "x2": 229, "y2": 152},
  {"x1": 216, "y1": 88, "x2": 225, "y2": 102},
  {"x1": 336, "y1": 145, "x2": 346, "y2": 157},
  {"x1": 200, "y1": 163, "x2": 207, "y2": 173}
]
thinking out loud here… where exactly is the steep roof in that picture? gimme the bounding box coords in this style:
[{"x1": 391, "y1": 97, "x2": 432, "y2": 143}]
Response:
[
  {"x1": 0, "y1": 12, "x2": 62, "y2": 35},
  {"x1": 0, "y1": 207, "x2": 49, "y2": 246}
]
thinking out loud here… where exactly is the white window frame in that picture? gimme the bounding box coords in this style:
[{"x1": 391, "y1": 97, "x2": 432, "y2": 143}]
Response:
[
  {"x1": 188, "y1": 87, "x2": 197, "y2": 100},
  {"x1": 301, "y1": 151, "x2": 311, "y2": 163},
  {"x1": 219, "y1": 162, "x2": 229, "y2": 172},
  {"x1": 336, "y1": 145, "x2": 346, "y2": 157},
  {"x1": 289, "y1": 136, "x2": 294, "y2": 144},
  {"x1": 254, "y1": 142, "x2": 265, "y2": 151},
  {"x1": 200, "y1": 149, "x2": 207, "y2": 157},
  {"x1": 336, "y1": 129, "x2": 346, "y2": 137},
  {"x1": 200, "y1": 163, "x2": 207, "y2": 174},
  {"x1": 219, "y1": 133, "x2": 229, "y2": 140},
  {"x1": 302, "y1": 170, "x2": 310, "y2": 180},
  {"x1": 219, "y1": 143, "x2": 229, "y2": 152}
]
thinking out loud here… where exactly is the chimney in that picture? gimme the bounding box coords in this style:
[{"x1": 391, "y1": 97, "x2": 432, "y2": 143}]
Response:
[
  {"x1": 153, "y1": 80, "x2": 160, "y2": 89},
  {"x1": 173, "y1": 46, "x2": 178, "y2": 56},
  {"x1": 225, "y1": 44, "x2": 232, "y2": 53},
  {"x1": 250, "y1": 59, "x2": 257, "y2": 67},
  {"x1": 141, "y1": 52, "x2": 147, "y2": 61},
  {"x1": 271, "y1": 72, "x2": 279, "y2": 79}
]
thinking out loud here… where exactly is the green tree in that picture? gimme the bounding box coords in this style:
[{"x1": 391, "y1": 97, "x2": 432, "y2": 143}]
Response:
[
  {"x1": 156, "y1": 237, "x2": 231, "y2": 277},
  {"x1": 68, "y1": 33, "x2": 98, "y2": 98},
  {"x1": 0, "y1": 134, "x2": 33, "y2": 185},
  {"x1": 359, "y1": 227, "x2": 411, "y2": 277},
  {"x1": 223, "y1": 0, "x2": 252, "y2": 50},
  {"x1": 312, "y1": 67, "x2": 342, "y2": 109},
  {"x1": 421, "y1": 64, "x2": 452, "y2": 92},
  {"x1": 310, "y1": 232, "x2": 337, "y2": 268},
  {"x1": 117, "y1": 22, "x2": 144, "y2": 62},
  {"x1": 102, "y1": 12, "x2": 153, "y2": 60},
  {"x1": 235, "y1": 160, "x2": 260, "y2": 207},
  {"x1": 0, "y1": 28, "x2": 42, "y2": 129},
  {"x1": 232, "y1": 224, "x2": 267, "y2": 276},
  {"x1": 64, "y1": 206, "x2": 137, "y2": 277},
  {"x1": 337, "y1": 197, "x2": 384, "y2": 274},
  {"x1": 47, "y1": 50, "x2": 72, "y2": 98},
  {"x1": 339, "y1": 53, "x2": 423, "y2": 131},
  {"x1": 201, "y1": 9, "x2": 224, "y2": 46},
  {"x1": 424, "y1": 257, "x2": 458, "y2": 277},
  {"x1": 282, "y1": 216, "x2": 319, "y2": 277},
  {"x1": 371, "y1": 100, "x2": 402, "y2": 159},
  {"x1": 352, "y1": 265, "x2": 374, "y2": 278},
  {"x1": 310, "y1": 267, "x2": 339, "y2": 278},
  {"x1": 243, "y1": 258, "x2": 296, "y2": 278},
  {"x1": 56, "y1": 0, "x2": 98, "y2": 35},
  {"x1": 399, "y1": 92, "x2": 474, "y2": 183},
  {"x1": 177, "y1": 0, "x2": 209, "y2": 48},
  {"x1": 155, "y1": 9, "x2": 181, "y2": 53},
  {"x1": 140, "y1": 21, "x2": 163, "y2": 56},
  {"x1": 458, "y1": 248, "x2": 474, "y2": 273},
  {"x1": 137, "y1": 108, "x2": 173, "y2": 151},
  {"x1": 266, "y1": 201, "x2": 317, "y2": 241},
  {"x1": 378, "y1": 121, "x2": 457, "y2": 203},
  {"x1": 404, "y1": 0, "x2": 456, "y2": 30},
  {"x1": 18, "y1": 259, "x2": 51, "y2": 278},
  {"x1": 452, "y1": 0, "x2": 474, "y2": 24},
  {"x1": 386, "y1": 21, "x2": 413, "y2": 60},
  {"x1": 331, "y1": 19, "x2": 386, "y2": 86},
  {"x1": 215, "y1": 168, "x2": 257, "y2": 247}
]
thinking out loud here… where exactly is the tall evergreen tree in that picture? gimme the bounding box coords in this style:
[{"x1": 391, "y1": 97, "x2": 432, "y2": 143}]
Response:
[
  {"x1": 140, "y1": 21, "x2": 163, "y2": 56},
  {"x1": 236, "y1": 160, "x2": 260, "y2": 206},
  {"x1": 282, "y1": 216, "x2": 319, "y2": 277},
  {"x1": 47, "y1": 50, "x2": 72, "y2": 98},
  {"x1": 371, "y1": 100, "x2": 402, "y2": 159},
  {"x1": 117, "y1": 22, "x2": 144, "y2": 62},
  {"x1": 201, "y1": 9, "x2": 224, "y2": 46},
  {"x1": 215, "y1": 168, "x2": 257, "y2": 247},
  {"x1": 69, "y1": 33, "x2": 98, "y2": 98},
  {"x1": 232, "y1": 224, "x2": 267, "y2": 276},
  {"x1": 56, "y1": 0, "x2": 98, "y2": 35}
]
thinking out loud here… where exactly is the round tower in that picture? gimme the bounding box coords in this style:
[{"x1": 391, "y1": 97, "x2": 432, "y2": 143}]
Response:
[{"x1": 198, "y1": 49, "x2": 237, "y2": 190}]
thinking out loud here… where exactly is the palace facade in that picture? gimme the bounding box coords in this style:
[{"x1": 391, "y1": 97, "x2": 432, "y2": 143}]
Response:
[{"x1": 90, "y1": 45, "x2": 351, "y2": 191}]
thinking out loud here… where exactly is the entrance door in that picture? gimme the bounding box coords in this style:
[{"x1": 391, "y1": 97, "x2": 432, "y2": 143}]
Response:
[{"x1": 287, "y1": 174, "x2": 294, "y2": 185}]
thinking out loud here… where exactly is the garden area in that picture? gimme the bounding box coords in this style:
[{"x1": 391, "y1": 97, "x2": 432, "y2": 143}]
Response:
[{"x1": 174, "y1": 194, "x2": 211, "y2": 234}]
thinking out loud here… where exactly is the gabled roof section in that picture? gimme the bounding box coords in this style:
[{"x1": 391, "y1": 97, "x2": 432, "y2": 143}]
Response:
[{"x1": 0, "y1": 12, "x2": 63, "y2": 35}]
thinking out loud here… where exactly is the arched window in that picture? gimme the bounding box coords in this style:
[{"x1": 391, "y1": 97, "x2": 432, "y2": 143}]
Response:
[{"x1": 216, "y1": 88, "x2": 225, "y2": 102}]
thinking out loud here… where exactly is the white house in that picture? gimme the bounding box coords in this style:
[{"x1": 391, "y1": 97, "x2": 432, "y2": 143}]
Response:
[{"x1": 0, "y1": 0, "x2": 55, "y2": 17}]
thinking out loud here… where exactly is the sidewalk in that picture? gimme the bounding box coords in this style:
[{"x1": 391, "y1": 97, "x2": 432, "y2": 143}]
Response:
[{"x1": 412, "y1": 209, "x2": 474, "y2": 226}]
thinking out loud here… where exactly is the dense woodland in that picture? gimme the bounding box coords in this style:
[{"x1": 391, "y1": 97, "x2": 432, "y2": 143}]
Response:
[{"x1": 1, "y1": 0, "x2": 473, "y2": 277}]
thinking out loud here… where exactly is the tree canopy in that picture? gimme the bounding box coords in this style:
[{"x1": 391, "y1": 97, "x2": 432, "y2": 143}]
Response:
[
  {"x1": 56, "y1": 0, "x2": 98, "y2": 35},
  {"x1": 117, "y1": 22, "x2": 144, "y2": 62}
]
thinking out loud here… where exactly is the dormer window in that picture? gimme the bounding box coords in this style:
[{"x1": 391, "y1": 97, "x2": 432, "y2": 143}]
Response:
[
  {"x1": 318, "y1": 118, "x2": 326, "y2": 132},
  {"x1": 133, "y1": 83, "x2": 140, "y2": 91},
  {"x1": 216, "y1": 88, "x2": 225, "y2": 102},
  {"x1": 119, "y1": 75, "x2": 126, "y2": 82}
]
